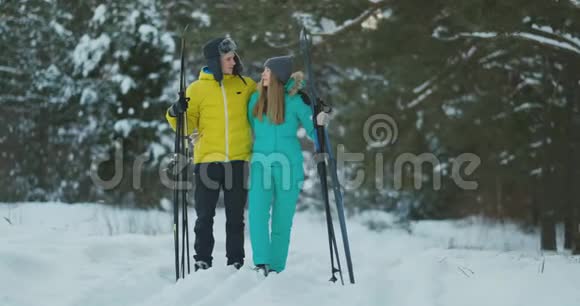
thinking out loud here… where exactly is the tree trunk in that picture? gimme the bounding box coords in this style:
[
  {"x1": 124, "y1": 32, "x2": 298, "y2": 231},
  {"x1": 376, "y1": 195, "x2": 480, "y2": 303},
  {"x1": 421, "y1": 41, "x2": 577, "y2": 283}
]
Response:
[
  {"x1": 564, "y1": 108, "x2": 574, "y2": 250},
  {"x1": 573, "y1": 221, "x2": 580, "y2": 255},
  {"x1": 564, "y1": 217, "x2": 573, "y2": 250},
  {"x1": 540, "y1": 170, "x2": 557, "y2": 251},
  {"x1": 573, "y1": 146, "x2": 580, "y2": 254},
  {"x1": 571, "y1": 86, "x2": 580, "y2": 255},
  {"x1": 530, "y1": 178, "x2": 540, "y2": 226},
  {"x1": 541, "y1": 214, "x2": 557, "y2": 251},
  {"x1": 496, "y1": 175, "x2": 503, "y2": 221}
]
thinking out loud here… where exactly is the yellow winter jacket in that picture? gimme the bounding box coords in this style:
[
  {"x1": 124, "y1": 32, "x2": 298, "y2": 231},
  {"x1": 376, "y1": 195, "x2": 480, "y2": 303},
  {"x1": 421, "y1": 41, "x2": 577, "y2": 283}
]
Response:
[{"x1": 166, "y1": 68, "x2": 257, "y2": 164}]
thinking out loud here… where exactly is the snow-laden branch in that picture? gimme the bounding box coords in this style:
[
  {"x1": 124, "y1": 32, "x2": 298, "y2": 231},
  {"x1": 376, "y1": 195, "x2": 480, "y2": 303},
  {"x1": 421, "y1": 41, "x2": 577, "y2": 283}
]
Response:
[
  {"x1": 407, "y1": 44, "x2": 481, "y2": 109},
  {"x1": 437, "y1": 30, "x2": 580, "y2": 56},
  {"x1": 0, "y1": 94, "x2": 44, "y2": 102},
  {"x1": 312, "y1": 7, "x2": 379, "y2": 37},
  {"x1": 0, "y1": 66, "x2": 23, "y2": 75},
  {"x1": 407, "y1": 86, "x2": 437, "y2": 108},
  {"x1": 284, "y1": 0, "x2": 390, "y2": 48},
  {"x1": 413, "y1": 77, "x2": 436, "y2": 95},
  {"x1": 530, "y1": 24, "x2": 580, "y2": 51},
  {"x1": 515, "y1": 32, "x2": 580, "y2": 55}
]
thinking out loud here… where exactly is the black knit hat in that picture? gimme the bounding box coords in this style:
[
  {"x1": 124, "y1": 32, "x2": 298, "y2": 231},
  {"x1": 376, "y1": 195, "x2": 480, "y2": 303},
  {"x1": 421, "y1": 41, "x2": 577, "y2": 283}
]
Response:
[
  {"x1": 264, "y1": 55, "x2": 293, "y2": 84},
  {"x1": 202, "y1": 37, "x2": 244, "y2": 84}
]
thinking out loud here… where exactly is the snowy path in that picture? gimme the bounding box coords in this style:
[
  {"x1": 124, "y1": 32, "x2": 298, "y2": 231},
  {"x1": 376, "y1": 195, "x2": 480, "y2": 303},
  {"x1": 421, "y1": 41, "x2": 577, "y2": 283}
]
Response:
[{"x1": 1, "y1": 203, "x2": 580, "y2": 306}]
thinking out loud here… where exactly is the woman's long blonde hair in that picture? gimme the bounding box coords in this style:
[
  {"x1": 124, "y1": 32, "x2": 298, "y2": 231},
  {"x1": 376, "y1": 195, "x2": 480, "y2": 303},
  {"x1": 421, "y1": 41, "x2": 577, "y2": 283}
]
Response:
[{"x1": 252, "y1": 73, "x2": 285, "y2": 125}]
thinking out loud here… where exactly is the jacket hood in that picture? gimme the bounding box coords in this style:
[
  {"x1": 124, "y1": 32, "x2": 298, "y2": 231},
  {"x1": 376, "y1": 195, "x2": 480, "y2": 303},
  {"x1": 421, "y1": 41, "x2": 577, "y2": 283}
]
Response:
[
  {"x1": 198, "y1": 67, "x2": 242, "y2": 82},
  {"x1": 284, "y1": 71, "x2": 305, "y2": 96}
]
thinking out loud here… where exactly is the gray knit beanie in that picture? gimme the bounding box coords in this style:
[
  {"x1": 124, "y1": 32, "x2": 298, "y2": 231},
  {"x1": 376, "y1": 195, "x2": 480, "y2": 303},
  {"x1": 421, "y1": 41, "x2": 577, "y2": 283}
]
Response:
[{"x1": 264, "y1": 55, "x2": 293, "y2": 84}]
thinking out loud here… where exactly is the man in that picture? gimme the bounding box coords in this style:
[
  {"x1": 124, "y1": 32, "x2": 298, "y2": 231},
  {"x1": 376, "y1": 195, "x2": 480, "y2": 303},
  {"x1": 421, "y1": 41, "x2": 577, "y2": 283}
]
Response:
[{"x1": 166, "y1": 36, "x2": 256, "y2": 271}]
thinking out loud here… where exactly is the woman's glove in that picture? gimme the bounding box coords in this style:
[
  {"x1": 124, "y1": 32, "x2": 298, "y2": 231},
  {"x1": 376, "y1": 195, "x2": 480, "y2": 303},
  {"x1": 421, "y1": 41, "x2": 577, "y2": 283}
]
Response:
[{"x1": 316, "y1": 111, "x2": 331, "y2": 126}]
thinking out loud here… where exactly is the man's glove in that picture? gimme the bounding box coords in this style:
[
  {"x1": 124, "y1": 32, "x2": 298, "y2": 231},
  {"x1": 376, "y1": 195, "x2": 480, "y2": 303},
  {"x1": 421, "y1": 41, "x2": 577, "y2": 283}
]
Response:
[{"x1": 168, "y1": 96, "x2": 188, "y2": 117}]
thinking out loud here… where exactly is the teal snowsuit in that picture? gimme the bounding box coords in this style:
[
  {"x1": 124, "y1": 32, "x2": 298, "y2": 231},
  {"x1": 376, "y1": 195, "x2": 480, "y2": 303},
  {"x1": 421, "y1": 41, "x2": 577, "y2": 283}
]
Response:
[{"x1": 247, "y1": 75, "x2": 316, "y2": 272}]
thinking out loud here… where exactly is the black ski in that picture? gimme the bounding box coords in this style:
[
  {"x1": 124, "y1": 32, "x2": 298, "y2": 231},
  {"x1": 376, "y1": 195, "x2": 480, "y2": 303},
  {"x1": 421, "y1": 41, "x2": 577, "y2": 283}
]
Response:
[
  {"x1": 299, "y1": 27, "x2": 355, "y2": 285},
  {"x1": 173, "y1": 25, "x2": 191, "y2": 282}
]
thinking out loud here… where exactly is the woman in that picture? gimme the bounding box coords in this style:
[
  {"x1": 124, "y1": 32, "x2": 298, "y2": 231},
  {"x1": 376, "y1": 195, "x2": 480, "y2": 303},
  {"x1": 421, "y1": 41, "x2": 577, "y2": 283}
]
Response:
[{"x1": 247, "y1": 55, "x2": 329, "y2": 276}]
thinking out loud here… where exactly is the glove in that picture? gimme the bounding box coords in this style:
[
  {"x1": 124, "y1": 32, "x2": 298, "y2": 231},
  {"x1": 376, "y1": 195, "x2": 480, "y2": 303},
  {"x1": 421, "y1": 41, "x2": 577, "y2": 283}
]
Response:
[
  {"x1": 316, "y1": 111, "x2": 331, "y2": 126},
  {"x1": 168, "y1": 96, "x2": 188, "y2": 117}
]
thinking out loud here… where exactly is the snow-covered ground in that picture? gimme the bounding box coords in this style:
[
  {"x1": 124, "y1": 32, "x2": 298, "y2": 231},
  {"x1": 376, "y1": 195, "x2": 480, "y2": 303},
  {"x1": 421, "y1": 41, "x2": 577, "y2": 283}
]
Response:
[{"x1": 1, "y1": 202, "x2": 579, "y2": 306}]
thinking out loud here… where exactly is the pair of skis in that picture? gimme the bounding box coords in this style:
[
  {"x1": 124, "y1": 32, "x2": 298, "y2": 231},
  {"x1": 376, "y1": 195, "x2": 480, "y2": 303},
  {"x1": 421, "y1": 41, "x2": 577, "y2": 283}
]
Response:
[
  {"x1": 299, "y1": 28, "x2": 355, "y2": 285},
  {"x1": 171, "y1": 27, "x2": 355, "y2": 285},
  {"x1": 173, "y1": 26, "x2": 192, "y2": 282}
]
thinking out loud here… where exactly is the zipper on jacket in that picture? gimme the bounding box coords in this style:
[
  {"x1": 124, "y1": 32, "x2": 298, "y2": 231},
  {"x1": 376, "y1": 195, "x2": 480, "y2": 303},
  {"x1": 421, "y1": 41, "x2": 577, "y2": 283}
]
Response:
[{"x1": 220, "y1": 84, "x2": 230, "y2": 161}]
